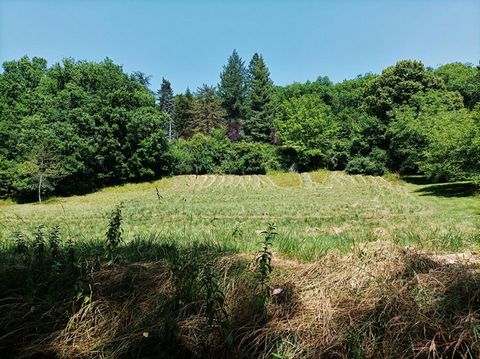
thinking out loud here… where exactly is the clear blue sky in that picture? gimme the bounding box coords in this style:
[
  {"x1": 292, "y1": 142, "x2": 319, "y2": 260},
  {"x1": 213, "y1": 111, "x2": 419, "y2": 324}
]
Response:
[{"x1": 1, "y1": 0, "x2": 479, "y2": 93}]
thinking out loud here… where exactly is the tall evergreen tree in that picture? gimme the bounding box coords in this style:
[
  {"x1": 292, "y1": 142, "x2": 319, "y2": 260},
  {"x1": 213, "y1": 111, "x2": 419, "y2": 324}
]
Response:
[
  {"x1": 218, "y1": 49, "x2": 247, "y2": 140},
  {"x1": 188, "y1": 85, "x2": 226, "y2": 135},
  {"x1": 158, "y1": 78, "x2": 175, "y2": 140},
  {"x1": 173, "y1": 88, "x2": 195, "y2": 138},
  {"x1": 130, "y1": 71, "x2": 152, "y2": 86},
  {"x1": 244, "y1": 53, "x2": 274, "y2": 142}
]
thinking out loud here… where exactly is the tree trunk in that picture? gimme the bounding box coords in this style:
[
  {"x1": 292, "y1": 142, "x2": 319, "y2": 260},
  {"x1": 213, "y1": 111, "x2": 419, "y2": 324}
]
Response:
[
  {"x1": 38, "y1": 157, "x2": 44, "y2": 203},
  {"x1": 38, "y1": 173, "x2": 43, "y2": 203}
]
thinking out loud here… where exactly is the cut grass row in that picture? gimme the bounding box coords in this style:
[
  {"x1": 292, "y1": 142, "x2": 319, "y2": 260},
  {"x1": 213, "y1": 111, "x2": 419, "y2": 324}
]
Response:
[
  {"x1": 0, "y1": 171, "x2": 478, "y2": 262},
  {"x1": 0, "y1": 171, "x2": 479, "y2": 358}
]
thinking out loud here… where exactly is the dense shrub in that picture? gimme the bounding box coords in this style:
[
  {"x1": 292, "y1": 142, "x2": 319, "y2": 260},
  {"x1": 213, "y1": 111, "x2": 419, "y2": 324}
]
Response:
[
  {"x1": 170, "y1": 132, "x2": 280, "y2": 175},
  {"x1": 226, "y1": 142, "x2": 280, "y2": 174},
  {"x1": 170, "y1": 132, "x2": 232, "y2": 174},
  {"x1": 345, "y1": 148, "x2": 388, "y2": 176}
]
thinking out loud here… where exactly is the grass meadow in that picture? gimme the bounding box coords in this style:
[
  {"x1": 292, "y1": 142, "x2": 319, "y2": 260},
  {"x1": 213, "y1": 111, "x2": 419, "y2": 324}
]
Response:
[
  {"x1": 1, "y1": 171, "x2": 478, "y2": 261},
  {"x1": 1, "y1": 171, "x2": 480, "y2": 358}
]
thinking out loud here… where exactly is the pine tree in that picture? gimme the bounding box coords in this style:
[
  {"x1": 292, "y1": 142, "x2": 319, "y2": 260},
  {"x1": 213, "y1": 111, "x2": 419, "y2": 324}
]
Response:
[
  {"x1": 218, "y1": 50, "x2": 247, "y2": 140},
  {"x1": 173, "y1": 88, "x2": 195, "y2": 138},
  {"x1": 244, "y1": 53, "x2": 274, "y2": 142},
  {"x1": 188, "y1": 85, "x2": 226, "y2": 135},
  {"x1": 158, "y1": 78, "x2": 175, "y2": 140}
]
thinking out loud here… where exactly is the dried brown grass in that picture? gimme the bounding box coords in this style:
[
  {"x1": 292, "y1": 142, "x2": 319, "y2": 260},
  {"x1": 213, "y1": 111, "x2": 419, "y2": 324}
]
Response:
[{"x1": 9, "y1": 243, "x2": 480, "y2": 358}]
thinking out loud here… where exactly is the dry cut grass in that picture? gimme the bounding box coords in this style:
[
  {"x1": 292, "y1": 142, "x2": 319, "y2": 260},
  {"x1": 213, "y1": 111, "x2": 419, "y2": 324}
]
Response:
[{"x1": 11, "y1": 242, "x2": 480, "y2": 359}]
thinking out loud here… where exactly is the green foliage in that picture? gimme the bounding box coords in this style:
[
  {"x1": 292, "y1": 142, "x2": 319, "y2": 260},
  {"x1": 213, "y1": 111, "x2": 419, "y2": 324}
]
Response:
[
  {"x1": 1, "y1": 54, "x2": 480, "y2": 200},
  {"x1": 158, "y1": 77, "x2": 174, "y2": 116},
  {"x1": 244, "y1": 53, "x2": 274, "y2": 142},
  {"x1": 158, "y1": 78, "x2": 175, "y2": 140},
  {"x1": 227, "y1": 142, "x2": 280, "y2": 175},
  {"x1": 125, "y1": 108, "x2": 171, "y2": 179},
  {"x1": 420, "y1": 108, "x2": 480, "y2": 181},
  {"x1": 435, "y1": 62, "x2": 479, "y2": 108},
  {"x1": 385, "y1": 89, "x2": 480, "y2": 182},
  {"x1": 275, "y1": 76, "x2": 334, "y2": 106},
  {"x1": 364, "y1": 60, "x2": 444, "y2": 121},
  {"x1": 331, "y1": 74, "x2": 376, "y2": 113},
  {"x1": 388, "y1": 90, "x2": 464, "y2": 174},
  {"x1": 218, "y1": 49, "x2": 247, "y2": 133},
  {"x1": 48, "y1": 226, "x2": 61, "y2": 259},
  {"x1": 170, "y1": 132, "x2": 280, "y2": 175},
  {"x1": 189, "y1": 85, "x2": 226, "y2": 135},
  {"x1": 106, "y1": 202, "x2": 124, "y2": 253},
  {"x1": 256, "y1": 223, "x2": 277, "y2": 293},
  {"x1": 5, "y1": 225, "x2": 80, "y2": 303},
  {"x1": 200, "y1": 263, "x2": 228, "y2": 329},
  {"x1": 345, "y1": 148, "x2": 388, "y2": 176},
  {"x1": 274, "y1": 94, "x2": 340, "y2": 170},
  {"x1": 347, "y1": 330, "x2": 366, "y2": 359},
  {"x1": 33, "y1": 225, "x2": 46, "y2": 263},
  {"x1": 0, "y1": 57, "x2": 170, "y2": 201},
  {"x1": 170, "y1": 132, "x2": 231, "y2": 174},
  {"x1": 173, "y1": 88, "x2": 195, "y2": 138}
]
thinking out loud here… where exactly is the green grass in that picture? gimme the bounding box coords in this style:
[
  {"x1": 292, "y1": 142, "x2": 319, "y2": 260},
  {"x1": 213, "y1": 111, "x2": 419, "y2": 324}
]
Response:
[
  {"x1": 1, "y1": 171, "x2": 480, "y2": 358},
  {"x1": 1, "y1": 171, "x2": 479, "y2": 262}
]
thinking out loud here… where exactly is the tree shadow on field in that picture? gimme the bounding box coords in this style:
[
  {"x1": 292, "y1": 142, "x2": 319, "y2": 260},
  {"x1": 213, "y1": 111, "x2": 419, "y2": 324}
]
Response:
[
  {"x1": 0, "y1": 238, "x2": 239, "y2": 359},
  {"x1": 0, "y1": 235, "x2": 289, "y2": 359},
  {"x1": 414, "y1": 182, "x2": 478, "y2": 198},
  {"x1": 402, "y1": 175, "x2": 437, "y2": 185},
  {"x1": 402, "y1": 176, "x2": 478, "y2": 198}
]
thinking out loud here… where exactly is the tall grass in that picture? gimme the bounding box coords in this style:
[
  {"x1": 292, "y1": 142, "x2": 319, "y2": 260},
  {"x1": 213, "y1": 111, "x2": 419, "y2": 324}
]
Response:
[
  {"x1": 1, "y1": 172, "x2": 478, "y2": 262},
  {"x1": 0, "y1": 172, "x2": 479, "y2": 357},
  {"x1": 1, "y1": 219, "x2": 480, "y2": 358}
]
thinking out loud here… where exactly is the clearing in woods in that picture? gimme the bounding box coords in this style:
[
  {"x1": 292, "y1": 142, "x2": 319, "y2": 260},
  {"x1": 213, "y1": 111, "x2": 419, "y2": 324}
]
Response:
[{"x1": 0, "y1": 171, "x2": 478, "y2": 261}]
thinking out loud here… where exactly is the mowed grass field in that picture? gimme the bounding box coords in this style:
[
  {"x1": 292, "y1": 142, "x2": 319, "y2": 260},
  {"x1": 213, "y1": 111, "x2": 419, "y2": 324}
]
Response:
[{"x1": 0, "y1": 171, "x2": 479, "y2": 261}]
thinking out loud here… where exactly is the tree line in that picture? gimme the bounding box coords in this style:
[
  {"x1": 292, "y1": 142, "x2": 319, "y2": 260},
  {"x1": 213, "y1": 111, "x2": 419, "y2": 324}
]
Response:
[{"x1": 0, "y1": 52, "x2": 479, "y2": 201}]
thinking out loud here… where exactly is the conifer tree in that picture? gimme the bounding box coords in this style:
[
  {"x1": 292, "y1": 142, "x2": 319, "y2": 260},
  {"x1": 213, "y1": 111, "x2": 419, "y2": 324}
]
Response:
[
  {"x1": 218, "y1": 50, "x2": 247, "y2": 140},
  {"x1": 173, "y1": 88, "x2": 195, "y2": 138},
  {"x1": 244, "y1": 53, "x2": 274, "y2": 142},
  {"x1": 158, "y1": 78, "x2": 175, "y2": 140},
  {"x1": 188, "y1": 85, "x2": 226, "y2": 135}
]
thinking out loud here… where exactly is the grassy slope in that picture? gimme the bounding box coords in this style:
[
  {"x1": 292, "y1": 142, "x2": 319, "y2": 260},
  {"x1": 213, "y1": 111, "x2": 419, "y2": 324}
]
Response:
[
  {"x1": 1, "y1": 171, "x2": 480, "y2": 358},
  {"x1": 1, "y1": 171, "x2": 478, "y2": 261}
]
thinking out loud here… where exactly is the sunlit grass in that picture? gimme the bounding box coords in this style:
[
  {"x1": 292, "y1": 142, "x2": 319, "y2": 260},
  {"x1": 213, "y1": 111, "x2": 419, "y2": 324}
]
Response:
[
  {"x1": 0, "y1": 171, "x2": 478, "y2": 262},
  {"x1": 267, "y1": 172, "x2": 302, "y2": 187},
  {"x1": 309, "y1": 170, "x2": 330, "y2": 185}
]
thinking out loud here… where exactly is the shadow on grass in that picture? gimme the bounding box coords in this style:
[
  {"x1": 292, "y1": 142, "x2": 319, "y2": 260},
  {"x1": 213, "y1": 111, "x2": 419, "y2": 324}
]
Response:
[
  {"x1": 414, "y1": 182, "x2": 478, "y2": 198},
  {"x1": 0, "y1": 239, "x2": 226, "y2": 356},
  {"x1": 0, "y1": 236, "x2": 279, "y2": 359},
  {"x1": 402, "y1": 175, "x2": 439, "y2": 185},
  {"x1": 402, "y1": 176, "x2": 478, "y2": 198}
]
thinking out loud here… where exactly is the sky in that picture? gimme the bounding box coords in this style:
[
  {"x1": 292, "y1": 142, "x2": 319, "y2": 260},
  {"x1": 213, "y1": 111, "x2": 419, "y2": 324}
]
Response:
[{"x1": 0, "y1": 0, "x2": 479, "y2": 93}]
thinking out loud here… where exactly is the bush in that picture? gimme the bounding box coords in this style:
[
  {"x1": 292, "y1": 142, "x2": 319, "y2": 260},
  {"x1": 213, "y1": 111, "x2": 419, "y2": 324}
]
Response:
[
  {"x1": 170, "y1": 132, "x2": 281, "y2": 175},
  {"x1": 226, "y1": 142, "x2": 280, "y2": 175},
  {"x1": 170, "y1": 132, "x2": 232, "y2": 175},
  {"x1": 345, "y1": 148, "x2": 388, "y2": 176},
  {"x1": 277, "y1": 145, "x2": 344, "y2": 172}
]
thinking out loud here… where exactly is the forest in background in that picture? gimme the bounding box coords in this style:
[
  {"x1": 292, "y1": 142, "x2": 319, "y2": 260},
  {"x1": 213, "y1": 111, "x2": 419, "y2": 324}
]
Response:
[{"x1": 1, "y1": 51, "x2": 479, "y2": 201}]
